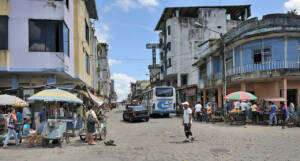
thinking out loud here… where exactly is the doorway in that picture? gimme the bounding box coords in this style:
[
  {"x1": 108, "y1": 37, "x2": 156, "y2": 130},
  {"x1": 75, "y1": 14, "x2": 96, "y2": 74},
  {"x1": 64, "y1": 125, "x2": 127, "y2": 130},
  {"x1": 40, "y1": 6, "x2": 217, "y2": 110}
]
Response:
[{"x1": 287, "y1": 89, "x2": 298, "y2": 107}]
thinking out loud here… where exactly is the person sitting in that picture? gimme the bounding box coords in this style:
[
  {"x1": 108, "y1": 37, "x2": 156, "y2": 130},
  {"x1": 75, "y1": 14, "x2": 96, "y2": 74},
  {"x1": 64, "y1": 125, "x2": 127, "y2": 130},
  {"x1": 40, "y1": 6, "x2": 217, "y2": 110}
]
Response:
[{"x1": 23, "y1": 119, "x2": 37, "y2": 148}]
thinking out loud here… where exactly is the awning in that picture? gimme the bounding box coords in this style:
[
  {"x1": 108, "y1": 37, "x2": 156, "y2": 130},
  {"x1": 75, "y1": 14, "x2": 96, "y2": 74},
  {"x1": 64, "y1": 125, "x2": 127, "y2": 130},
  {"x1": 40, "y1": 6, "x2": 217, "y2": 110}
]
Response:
[
  {"x1": 74, "y1": 89, "x2": 90, "y2": 98},
  {"x1": 87, "y1": 90, "x2": 104, "y2": 107},
  {"x1": 263, "y1": 97, "x2": 286, "y2": 102}
]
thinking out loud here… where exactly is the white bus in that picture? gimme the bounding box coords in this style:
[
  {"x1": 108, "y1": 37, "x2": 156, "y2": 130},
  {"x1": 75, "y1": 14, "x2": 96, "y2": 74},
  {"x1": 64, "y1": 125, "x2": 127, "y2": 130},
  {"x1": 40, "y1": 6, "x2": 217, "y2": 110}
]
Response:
[{"x1": 142, "y1": 86, "x2": 176, "y2": 116}]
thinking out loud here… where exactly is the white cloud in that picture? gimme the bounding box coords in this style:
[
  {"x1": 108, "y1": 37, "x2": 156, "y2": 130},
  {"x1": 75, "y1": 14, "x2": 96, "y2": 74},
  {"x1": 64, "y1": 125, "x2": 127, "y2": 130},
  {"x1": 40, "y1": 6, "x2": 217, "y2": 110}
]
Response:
[
  {"x1": 103, "y1": 0, "x2": 159, "y2": 12},
  {"x1": 115, "y1": 0, "x2": 138, "y2": 12},
  {"x1": 108, "y1": 58, "x2": 122, "y2": 66},
  {"x1": 95, "y1": 24, "x2": 111, "y2": 43},
  {"x1": 138, "y1": 0, "x2": 159, "y2": 7},
  {"x1": 112, "y1": 73, "x2": 136, "y2": 101},
  {"x1": 284, "y1": 0, "x2": 300, "y2": 13}
]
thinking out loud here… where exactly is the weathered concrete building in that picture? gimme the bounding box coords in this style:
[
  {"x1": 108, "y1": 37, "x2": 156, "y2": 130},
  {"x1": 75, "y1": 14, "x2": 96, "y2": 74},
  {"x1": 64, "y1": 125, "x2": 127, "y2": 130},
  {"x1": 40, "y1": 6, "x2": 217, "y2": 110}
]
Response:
[
  {"x1": 0, "y1": 0, "x2": 98, "y2": 95},
  {"x1": 98, "y1": 43, "x2": 111, "y2": 100},
  {"x1": 130, "y1": 80, "x2": 150, "y2": 101},
  {"x1": 195, "y1": 14, "x2": 300, "y2": 107},
  {"x1": 154, "y1": 5, "x2": 250, "y2": 105}
]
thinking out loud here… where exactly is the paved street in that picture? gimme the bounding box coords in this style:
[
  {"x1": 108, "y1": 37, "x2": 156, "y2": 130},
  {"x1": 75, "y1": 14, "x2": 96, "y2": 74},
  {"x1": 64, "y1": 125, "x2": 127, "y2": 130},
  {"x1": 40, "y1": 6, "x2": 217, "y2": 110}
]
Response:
[{"x1": 1, "y1": 105, "x2": 300, "y2": 161}]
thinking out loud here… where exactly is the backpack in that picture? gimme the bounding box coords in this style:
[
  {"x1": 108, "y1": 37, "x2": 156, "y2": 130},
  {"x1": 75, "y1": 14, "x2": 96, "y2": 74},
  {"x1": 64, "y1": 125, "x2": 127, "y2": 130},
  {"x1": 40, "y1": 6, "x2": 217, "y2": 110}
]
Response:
[{"x1": 87, "y1": 111, "x2": 96, "y2": 123}]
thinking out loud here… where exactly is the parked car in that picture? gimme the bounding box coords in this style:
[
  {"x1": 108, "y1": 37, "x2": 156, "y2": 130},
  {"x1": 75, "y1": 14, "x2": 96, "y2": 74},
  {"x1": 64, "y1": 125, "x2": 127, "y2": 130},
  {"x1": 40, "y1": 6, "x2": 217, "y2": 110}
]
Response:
[{"x1": 123, "y1": 106, "x2": 149, "y2": 122}]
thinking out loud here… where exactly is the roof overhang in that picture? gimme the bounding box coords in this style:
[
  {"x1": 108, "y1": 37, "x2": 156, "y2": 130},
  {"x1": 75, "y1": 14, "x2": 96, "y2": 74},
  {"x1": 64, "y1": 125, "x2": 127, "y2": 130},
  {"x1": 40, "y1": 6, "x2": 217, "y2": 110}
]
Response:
[{"x1": 85, "y1": 0, "x2": 98, "y2": 20}]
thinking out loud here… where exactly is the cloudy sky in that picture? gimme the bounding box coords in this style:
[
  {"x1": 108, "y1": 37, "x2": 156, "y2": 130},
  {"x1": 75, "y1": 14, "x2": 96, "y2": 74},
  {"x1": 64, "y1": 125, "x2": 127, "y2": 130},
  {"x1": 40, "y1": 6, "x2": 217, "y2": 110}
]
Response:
[{"x1": 95, "y1": 0, "x2": 300, "y2": 101}]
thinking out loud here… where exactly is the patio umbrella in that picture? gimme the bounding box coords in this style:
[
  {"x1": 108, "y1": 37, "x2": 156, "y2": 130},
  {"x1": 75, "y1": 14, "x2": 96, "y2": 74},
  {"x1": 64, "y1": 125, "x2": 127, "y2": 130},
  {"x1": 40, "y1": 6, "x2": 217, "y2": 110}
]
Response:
[
  {"x1": 224, "y1": 91, "x2": 257, "y2": 101},
  {"x1": 28, "y1": 89, "x2": 83, "y2": 104},
  {"x1": 0, "y1": 94, "x2": 28, "y2": 107}
]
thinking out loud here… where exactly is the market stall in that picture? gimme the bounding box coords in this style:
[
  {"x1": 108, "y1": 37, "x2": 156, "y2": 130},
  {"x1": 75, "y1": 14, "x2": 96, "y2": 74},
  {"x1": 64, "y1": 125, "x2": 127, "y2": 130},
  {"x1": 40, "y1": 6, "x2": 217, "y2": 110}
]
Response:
[
  {"x1": 224, "y1": 91, "x2": 257, "y2": 125},
  {"x1": 0, "y1": 94, "x2": 28, "y2": 144},
  {"x1": 259, "y1": 97, "x2": 286, "y2": 125},
  {"x1": 28, "y1": 89, "x2": 83, "y2": 147}
]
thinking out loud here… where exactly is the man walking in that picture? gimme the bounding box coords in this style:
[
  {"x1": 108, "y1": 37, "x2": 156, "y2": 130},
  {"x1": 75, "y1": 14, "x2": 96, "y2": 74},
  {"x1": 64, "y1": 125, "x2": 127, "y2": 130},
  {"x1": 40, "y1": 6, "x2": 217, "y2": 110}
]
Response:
[
  {"x1": 182, "y1": 102, "x2": 194, "y2": 142},
  {"x1": 194, "y1": 101, "x2": 202, "y2": 121}
]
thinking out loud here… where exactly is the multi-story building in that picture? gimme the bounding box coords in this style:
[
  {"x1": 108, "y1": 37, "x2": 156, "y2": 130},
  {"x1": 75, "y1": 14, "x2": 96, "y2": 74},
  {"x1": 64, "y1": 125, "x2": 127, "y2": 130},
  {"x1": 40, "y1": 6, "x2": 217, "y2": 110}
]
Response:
[
  {"x1": 0, "y1": 0, "x2": 98, "y2": 96},
  {"x1": 194, "y1": 13, "x2": 300, "y2": 108},
  {"x1": 154, "y1": 5, "x2": 250, "y2": 105},
  {"x1": 130, "y1": 80, "x2": 150, "y2": 101},
  {"x1": 98, "y1": 43, "x2": 111, "y2": 99}
]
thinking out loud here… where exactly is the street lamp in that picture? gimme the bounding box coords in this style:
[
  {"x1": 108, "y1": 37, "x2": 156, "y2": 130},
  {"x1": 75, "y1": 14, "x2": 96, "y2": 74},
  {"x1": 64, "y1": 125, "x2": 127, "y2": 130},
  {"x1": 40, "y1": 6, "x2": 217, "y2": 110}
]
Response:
[{"x1": 194, "y1": 22, "x2": 227, "y2": 114}]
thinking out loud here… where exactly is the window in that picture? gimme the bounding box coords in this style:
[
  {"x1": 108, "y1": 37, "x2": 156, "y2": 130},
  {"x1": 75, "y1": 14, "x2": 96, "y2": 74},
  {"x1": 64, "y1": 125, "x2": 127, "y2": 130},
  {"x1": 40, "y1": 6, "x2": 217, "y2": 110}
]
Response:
[
  {"x1": 263, "y1": 48, "x2": 271, "y2": 63},
  {"x1": 253, "y1": 48, "x2": 271, "y2": 64},
  {"x1": 253, "y1": 49, "x2": 262, "y2": 64},
  {"x1": 156, "y1": 87, "x2": 173, "y2": 97},
  {"x1": 160, "y1": 52, "x2": 163, "y2": 60},
  {"x1": 63, "y1": 23, "x2": 69, "y2": 56},
  {"x1": 29, "y1": 20, "x2": 70, "y2": 53},
  {"x1": 167, "y1": 25, "x2": 171, "y2": 35},
  {"x1": 168, "y1": 58, "x2": 172, "y2": 67},
  {"x1": 0, "y1": 16, "x2": 8, "y2": 50},
  {"x1": 85, "y1": 20, "x2": 89, "y2": 44},
  {"x1": 65, "y1": 0, "x2": 69, "y2": 9},
  {"x1": 86, "y1": 52, "x2": 90, "y2": 74},
  {"x1": 181, "y1": 75, "x2": 188, "y2": 86}
]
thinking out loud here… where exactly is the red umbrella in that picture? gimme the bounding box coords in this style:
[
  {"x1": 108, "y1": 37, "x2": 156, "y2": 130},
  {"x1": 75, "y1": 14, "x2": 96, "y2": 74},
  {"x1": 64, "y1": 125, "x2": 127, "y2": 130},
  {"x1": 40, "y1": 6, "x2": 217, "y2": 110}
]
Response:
[{"x1": 224, "y1": 91, "x2": 257, "y2": 101}]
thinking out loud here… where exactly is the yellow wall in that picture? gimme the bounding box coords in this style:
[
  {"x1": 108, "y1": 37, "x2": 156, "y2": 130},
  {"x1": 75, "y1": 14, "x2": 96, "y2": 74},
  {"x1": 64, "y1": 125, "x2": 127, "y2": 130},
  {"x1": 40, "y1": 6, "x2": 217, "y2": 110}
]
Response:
[
  {"x1": 74, "y1": 0, "x2": 92, "y2": 86},
  {"x1": 0, "y1": 51, "x2": 10, "y2": 68},
  {"x1": 0, "y1": 0, "x2": 10, "y2": 68},
  {"x1": 0, "y1": 0, "x2": 9, "y2": 16}
]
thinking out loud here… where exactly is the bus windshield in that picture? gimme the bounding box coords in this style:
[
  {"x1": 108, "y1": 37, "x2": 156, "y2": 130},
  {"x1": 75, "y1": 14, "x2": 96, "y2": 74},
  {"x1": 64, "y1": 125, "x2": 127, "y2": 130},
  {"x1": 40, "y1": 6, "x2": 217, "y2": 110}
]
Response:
[{"x1": 156, "y1": 88, "x2": 173, "y2": 97}]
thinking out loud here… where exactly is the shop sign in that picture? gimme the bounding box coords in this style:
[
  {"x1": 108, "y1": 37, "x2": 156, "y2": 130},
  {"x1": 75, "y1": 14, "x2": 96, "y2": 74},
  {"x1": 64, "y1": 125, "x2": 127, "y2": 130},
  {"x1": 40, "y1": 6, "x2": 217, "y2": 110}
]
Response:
[{"x1": 185, "y1": 88, "x2": 196, "y2": 96}]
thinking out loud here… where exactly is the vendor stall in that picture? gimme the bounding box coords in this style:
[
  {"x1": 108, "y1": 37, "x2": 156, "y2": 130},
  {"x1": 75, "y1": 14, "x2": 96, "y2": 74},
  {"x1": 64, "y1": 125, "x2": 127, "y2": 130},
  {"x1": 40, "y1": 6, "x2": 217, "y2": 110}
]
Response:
[
  {"x1": 0, "y1": 94, "x2": 28, "y2": 144},
  {"x1": 28, "y1": 88, "x2": 83, "y2": 147}
]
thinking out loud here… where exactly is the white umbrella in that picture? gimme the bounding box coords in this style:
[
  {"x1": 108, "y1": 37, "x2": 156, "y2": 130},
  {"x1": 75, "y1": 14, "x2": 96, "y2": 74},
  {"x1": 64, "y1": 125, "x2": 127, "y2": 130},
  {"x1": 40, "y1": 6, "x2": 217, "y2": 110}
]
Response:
[{"x1": 0, "y1": 94, "x2": 28, "y2": 107}]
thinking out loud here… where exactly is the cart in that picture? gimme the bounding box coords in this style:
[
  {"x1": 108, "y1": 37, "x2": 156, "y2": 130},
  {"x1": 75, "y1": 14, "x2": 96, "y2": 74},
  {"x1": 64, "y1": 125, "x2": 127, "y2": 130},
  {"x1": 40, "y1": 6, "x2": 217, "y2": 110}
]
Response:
[
  {"x1": 225, "y1": 109, "x2": 246, "y2": 125},
  {"x1": 42, "y1": 119, "x2": 70, "y2": 148}
]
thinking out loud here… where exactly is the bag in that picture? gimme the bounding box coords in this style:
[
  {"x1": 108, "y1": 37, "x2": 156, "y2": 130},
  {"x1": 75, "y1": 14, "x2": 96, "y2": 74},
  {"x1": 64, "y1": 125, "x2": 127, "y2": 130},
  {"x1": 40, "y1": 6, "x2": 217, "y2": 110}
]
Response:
[
  {"x1": 87, "y1": 112, "x2": 96, "y2": 124},
  {"x1": 7, "y1": 116, "x2": 15, "y2": 129}
]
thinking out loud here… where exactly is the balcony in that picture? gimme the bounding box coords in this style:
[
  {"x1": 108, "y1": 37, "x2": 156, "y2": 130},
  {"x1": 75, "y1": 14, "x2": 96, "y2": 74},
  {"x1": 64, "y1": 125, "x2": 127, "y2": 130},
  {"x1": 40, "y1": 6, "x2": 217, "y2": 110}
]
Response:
[
  {"x1": 226, "y1": 59, "x2": 299, "y2": 76},
  {"x1": 198, "y1": 59, "x2": 300, "y2": 88}
]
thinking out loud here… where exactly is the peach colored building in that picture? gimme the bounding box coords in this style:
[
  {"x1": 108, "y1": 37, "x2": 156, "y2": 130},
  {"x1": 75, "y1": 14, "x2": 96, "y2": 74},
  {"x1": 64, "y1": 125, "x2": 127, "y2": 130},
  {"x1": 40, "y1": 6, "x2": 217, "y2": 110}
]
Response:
[{"x1": 195, "y1": 14, "x2": 300, "y2": 108}]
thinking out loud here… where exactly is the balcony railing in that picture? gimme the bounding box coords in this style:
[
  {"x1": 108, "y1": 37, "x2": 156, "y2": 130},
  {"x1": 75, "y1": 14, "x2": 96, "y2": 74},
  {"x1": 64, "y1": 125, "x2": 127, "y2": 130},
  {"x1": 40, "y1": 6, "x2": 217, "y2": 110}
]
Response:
[
  {"x1": 226, "y1": 59, "x2": 299, "y2": 76},
  {"x1": 200, "y1": 60, "x2": 300, "y2": 83}
]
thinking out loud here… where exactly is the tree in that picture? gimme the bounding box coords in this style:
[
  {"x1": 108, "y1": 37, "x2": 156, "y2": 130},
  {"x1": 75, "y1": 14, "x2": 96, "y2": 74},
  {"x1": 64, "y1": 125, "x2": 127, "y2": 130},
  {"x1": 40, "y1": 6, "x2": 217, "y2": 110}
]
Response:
[{"x1": 287, "y1": 9, "x2": 297, "y2": 15}]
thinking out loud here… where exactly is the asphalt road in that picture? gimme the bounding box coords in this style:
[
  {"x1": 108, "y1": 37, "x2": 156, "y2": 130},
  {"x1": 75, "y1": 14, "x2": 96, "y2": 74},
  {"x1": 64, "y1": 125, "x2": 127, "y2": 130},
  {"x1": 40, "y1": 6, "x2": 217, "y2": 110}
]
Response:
[{"x1": 1, "y1": 106, "x2": 300, "y2": 161}]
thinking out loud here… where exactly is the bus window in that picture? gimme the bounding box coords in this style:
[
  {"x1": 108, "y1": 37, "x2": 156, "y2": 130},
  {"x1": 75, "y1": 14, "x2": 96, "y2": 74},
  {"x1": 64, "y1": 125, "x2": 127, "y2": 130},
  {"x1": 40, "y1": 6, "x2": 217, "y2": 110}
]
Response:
[{"x1": 156, "y1": 88, "x2": 173, "y2": 97}]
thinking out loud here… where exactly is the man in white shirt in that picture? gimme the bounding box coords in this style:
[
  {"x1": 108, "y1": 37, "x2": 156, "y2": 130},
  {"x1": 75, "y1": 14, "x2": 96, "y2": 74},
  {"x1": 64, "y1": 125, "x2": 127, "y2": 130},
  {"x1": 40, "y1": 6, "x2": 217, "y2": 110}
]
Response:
[
  {"x1": 234, "y1": 101, "x2": 240, "y2": 110},
  {"x1": 194, "y1": 101, "x2": 202, "y2": 121},
  {"x1": 182, "y1": 102, "x2": 194, "y2": 142},
  {"x1": 240, "y1": 101, "x2": 248, "y2": 121}
]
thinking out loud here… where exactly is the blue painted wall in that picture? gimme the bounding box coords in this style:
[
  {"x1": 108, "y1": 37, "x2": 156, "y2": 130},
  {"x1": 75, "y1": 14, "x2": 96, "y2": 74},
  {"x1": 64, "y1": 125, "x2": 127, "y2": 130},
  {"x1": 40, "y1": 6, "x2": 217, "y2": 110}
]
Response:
[
  {"x1": 264, "y1": 37, "x2": 284, "y2": 61},
  {"x1": 242, "y1": 39, "x2": 261, "y2": 65},
  {"x1": 212, "y1": 56, "x2": 221, "y2": 73},
  {"x1": 234, "y1": 46, "x2": 240, "y2": 67},
  {"x1": 287, "y1": 37, "x2": 299, "y2": 61}
]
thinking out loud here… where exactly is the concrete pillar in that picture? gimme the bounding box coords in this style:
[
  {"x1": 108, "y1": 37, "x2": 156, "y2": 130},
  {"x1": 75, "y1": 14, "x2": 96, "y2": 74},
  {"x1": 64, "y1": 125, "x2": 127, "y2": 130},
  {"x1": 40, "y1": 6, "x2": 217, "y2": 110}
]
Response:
[
  {"x1": 218, "y1": 86, "x2": 222, "y2": 108},
  {"x1": 241, "y1": 82, "x2": 246, "y2": 91},
  {"x1": 177, "y1": 73, "x2": 181, "y2": 87},
  {"x1": 203, "y1": 89, "x2": 207, "y2": 106},
  {"x1": 282, "y1": 78, "x2": 287, "y2": 103},
  {"x1": 12, "y1": 75, "x2": 19, "y2": 89}
]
